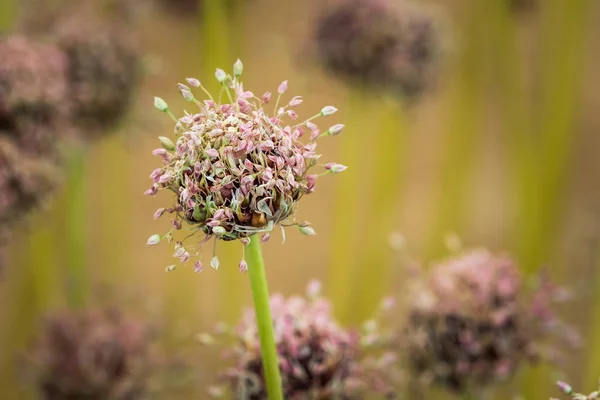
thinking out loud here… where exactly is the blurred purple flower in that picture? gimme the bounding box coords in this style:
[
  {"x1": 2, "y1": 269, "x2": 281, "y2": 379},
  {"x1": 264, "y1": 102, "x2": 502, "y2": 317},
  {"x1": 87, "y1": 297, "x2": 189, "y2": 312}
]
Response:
[
  {"x1": 314, "y1": 0, "x2": 446, "y2": 100},
  {"x1": 206, "y1": 282, "x2": 399, "y2": 399},
  {"x1": 403, "y1": 248, "x2": 575, "y2": 394}
]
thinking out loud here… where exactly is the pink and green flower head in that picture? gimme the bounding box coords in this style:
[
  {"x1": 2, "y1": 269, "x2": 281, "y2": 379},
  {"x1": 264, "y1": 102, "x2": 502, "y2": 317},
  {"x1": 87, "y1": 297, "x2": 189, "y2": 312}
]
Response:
[{"x1": 146, "y1": 60, "x2": 346, "y2": 271}]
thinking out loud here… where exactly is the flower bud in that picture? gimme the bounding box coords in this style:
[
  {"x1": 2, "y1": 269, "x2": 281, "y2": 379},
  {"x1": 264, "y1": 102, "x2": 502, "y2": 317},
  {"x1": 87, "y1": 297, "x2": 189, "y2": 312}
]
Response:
[
  {"x1": 181, "y1": 89, "x2": 194, "y2": 102},
  {"x1": 233, "y1": 59, "x2": 243, "y2": 76},
  {"x1": 165, "y1": 265, "x2": 176, "y2": 272},
  {"x1": 557, "y1": 381, "x2": 573, "y2": 394},
  {"x1": 212, "y1": 226, "x2": 226, "y2": 235},
  {"x1": 239, "y1": 260, "x2": 248, "y2": 272},
  {"x1": 153, "y1": 208, "x2": 165, "y2": 220},
  {"x1": 186, "y1": 77, "x2": 201, "y2": 87},
  {"x1": 277, "y1": 80, "x2": 288, "y2": 94},
  {"x1": 154, "y1": 96, "x2": 169, "y2": 112},
  {"x1": 262, "y1": 91, "x2": 272, "y2": 104},
  {"x1": 327, "y1": 124, "x2": 344, "y2": 136},
  {"x1": 330, "y1": 164, "x2": 348, "y2": 173},
  {"x1": 194, "y1": 260, "x2": 203, "y2": 273},
  {"x1": 146, "y1": 234, "x2": 161, "y2": 246},
  {"x1": 299, "y1": 226, "x2": 316, "y2": 236},
  {"x1": 215, "y1": 68, "x2": 227, "y2": 83},
  {"x1": 289, "y1": 96, "x2": 303, "y2": 107},
  {"x1": 158, "y1": 136, "x2": 176, "y2": 151},
  {"x1": 261, "y1": 233, "x2": 271, "y2": 244},
  {"x1": 320, "y1": 106, "x2": 338, "y2": 116},
  {"x1": 210, "y1": 256, "x2": 220, "y2": 270}
]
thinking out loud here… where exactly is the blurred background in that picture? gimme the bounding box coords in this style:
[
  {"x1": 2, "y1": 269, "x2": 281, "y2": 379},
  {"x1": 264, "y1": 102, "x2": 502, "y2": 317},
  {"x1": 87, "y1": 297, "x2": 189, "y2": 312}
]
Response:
[{"x1": 0, "y1": 0, "x2": 599, "y2": 398}]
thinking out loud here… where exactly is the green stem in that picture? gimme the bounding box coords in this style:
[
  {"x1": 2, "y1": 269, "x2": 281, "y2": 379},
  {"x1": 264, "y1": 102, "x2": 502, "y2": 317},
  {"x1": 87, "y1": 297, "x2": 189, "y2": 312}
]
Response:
[
  {"x1": 65, "y1": 152, "x2": 88, "y2": 308},
  {"x1": 246, "y1": 235, "x2": 283, "y2": 400}
]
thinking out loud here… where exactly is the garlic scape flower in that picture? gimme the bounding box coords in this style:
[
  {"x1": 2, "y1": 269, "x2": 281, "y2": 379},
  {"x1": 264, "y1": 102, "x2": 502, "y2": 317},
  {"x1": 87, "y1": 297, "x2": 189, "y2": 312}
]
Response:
[{"x1": 146, "y1": 60, "x2": 346, "y2": 270}]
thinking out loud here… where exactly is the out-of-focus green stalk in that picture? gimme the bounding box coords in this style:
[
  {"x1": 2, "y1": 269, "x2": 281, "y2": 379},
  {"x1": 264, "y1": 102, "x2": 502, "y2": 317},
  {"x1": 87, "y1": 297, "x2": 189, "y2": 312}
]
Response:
[
  {"x1": 586, "y1": 239, "x2": 600, "y2": 388},
  {"x1": 65, "y1": 152, "x2": 89, "y2": 308},
  {"x1": 246, "y1": 235, "x2": 283, "y2": 400},
  {"x1": 327, "y1": 89, "x2": 368, "y2": 323},
  {"x1": 0, "y1": 0, "x2": 14, "y2": 30},
  {"x1": 349, "y1": 96, "x2": 404, "y2": 323},
  {"x1": 426, "y1": 1, "x2": 484, "y2": 260},
  {"x1": 493, "y1": 0, "x2": 592, "y2": 398}
]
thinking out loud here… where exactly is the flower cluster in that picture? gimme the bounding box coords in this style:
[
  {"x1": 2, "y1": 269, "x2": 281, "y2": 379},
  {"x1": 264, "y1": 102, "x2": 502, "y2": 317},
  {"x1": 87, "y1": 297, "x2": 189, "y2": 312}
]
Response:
[
  {"x1": 50, "y1": 3, "x2": 141, "y2": 133},
  {"x1": 146, "y1": 60, "x2": 346, "y2": 271},
  {"x1": 0, "y1": 35, "x2": 69, "y2": 156},
  {"x1": 314, "y1": 0, "x2": 445, "y2": 100},
  {"x1": 552, "y1": 378, "x2": 600, "y2": 400},
  {"x1": 28, "y1": 309, "x2": 155, "y2": 400},
  {"x1": 403, "y1": 248, "x2": 572, "y2": 394},
  {"x1": 0, "y1": 35, "x2": 68, "y2": 260},
  {"x1": 205, "y1": 281, "x2": 397, "y2": 399}
]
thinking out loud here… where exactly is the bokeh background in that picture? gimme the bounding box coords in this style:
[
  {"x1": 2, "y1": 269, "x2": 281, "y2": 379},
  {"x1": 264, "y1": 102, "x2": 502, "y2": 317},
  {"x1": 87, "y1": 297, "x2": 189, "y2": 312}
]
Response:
[{"x1": 1, "y1": 0, "x2": 599, "y2": 398}]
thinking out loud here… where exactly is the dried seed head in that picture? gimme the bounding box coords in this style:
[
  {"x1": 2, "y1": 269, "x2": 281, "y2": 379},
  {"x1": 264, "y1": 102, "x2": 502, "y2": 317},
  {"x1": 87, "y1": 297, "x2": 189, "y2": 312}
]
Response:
[
  {"x1": 146, "y1": 60, "x2": 344, "y2": 268},
  {"x1": 314, "y1": 0, "x2": 446, "y2": 100},
  {"x1": 403, "y1": 249, "x2": 574, "y2": 394},
  {"x1": 28, "y1": 309, "x2": 154, "y2": 400}
]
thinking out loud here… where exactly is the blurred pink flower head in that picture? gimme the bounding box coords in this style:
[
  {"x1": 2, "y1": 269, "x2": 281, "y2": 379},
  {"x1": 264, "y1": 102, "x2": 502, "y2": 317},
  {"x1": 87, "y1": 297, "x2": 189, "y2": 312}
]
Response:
[
  {"x1": 314, "y1": 0, "x2": 446, "y2": 100},
  {"x1": 27, "y1": 309, "x2": 155, "y2": 400},
  {"x1": 147, "y1": 60, "x2": 345, "y2": 270},
  {"x1": 403, "y1": 248, "x2": 572, "y2": 394},
  {"x1": 207, "y1": 282, "x2": 399, "y2": 399}
]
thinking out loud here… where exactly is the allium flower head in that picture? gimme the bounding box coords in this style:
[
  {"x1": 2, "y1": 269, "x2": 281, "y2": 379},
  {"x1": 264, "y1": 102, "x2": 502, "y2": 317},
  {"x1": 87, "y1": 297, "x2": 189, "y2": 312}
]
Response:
[
  {"x1": 147, "y1": 60, "x2": 345, "y2": 269},
  {"x1": 207, "y1": 282, "x2": 397, "y2": 399},
  {"x1": 51, "y1": 3, "x2": 141, "y2": 133},
  {"x1": 404, "y1": 248, "x2": 573, "y2": 393},
  {"x1": 314, "y1": 0, "x2": 445, "y2": 100},
  {"x1": 0, "y1": 137, "x2": 63, "y2": 248},
  {"x1": 28, "y1": 309, "x2": 154, "y2": 400},
  {"x1": 0, "y1": 35, "x2": 69, "y2": 155}
]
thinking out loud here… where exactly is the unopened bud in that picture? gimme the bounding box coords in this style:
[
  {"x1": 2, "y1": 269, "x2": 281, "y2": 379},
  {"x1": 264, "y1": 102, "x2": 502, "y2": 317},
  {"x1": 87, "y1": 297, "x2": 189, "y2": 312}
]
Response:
[
  {"x1": 165, "y1": 265, "x2": 176, "y2": 272},
  {"x1": 320, "y1": 106, "x2": 338, "y2": 116},
  {"x1": 239, "y1": 260, "x2": 248, "y2": 272},
  {"x1": 557, "y1": 381, "x2": 572, "y2": 394},
  {"x1": 181, "y1": 89, "x2": 194, "y2": 102},
  {"x1": 194, "y1": 260, "x2": 203, "y2": 273},
  {"x1": 299, "y1": 226, "x2": 316, "y2": 236},
  {"x1": 330, "y1": 164, "x2": 348, "y2": 173},
  {"x1": 210, "y1": 256, "x2": 220, "y2": 270},
  {"x1": 262, "y1": 92, "x2": 272, "y2": 104},
  {"x1": 158, "y1": 136, "x2": 176, "y2": 151},
  {"x1": 212, "y1": 226, "x2": 226, "y2": 235},
  {"x1": 197, "y1": 333, "x2": 214, "y2": 345},
  {"x1": 153, "y1": 208, "x2": 165, "y2": 220},
  {"x1": 278, "y1": 80, "x2": 288, "y2": 94},
  {"x1": 327, "y1": 124, "x2": 344, "y2": 136},
  {"x1": 186, "y1": 77, "x2": 201, "y2": 87},
  {"x1": 146, "y1": 234, "x2": 161, "y2": 246},
  {"x1": 233, "y1": 59, "x2": 243, "y2": 76},
  {"x1": 215, "y1": 68, "x2": 227, "y2": 83},
  {"x1": 289, "y1": 96, "x2": 303, "y2": 107},
  {"x1": 154, "y1": 96, "x2": 169, "y2": 112},
  {"x1": 261, "y1": 233, "x2": 271, "y2": 244}
]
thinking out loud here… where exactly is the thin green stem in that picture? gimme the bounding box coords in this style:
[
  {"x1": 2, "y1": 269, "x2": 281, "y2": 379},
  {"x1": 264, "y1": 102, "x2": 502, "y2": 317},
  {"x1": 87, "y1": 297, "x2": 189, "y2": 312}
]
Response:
[
  {"x1": 65, "y1": 152, "x2": 88, "y2": 308},
  {"x1": 246, "y1": 235, "x2": 283, "y2": 400}
]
